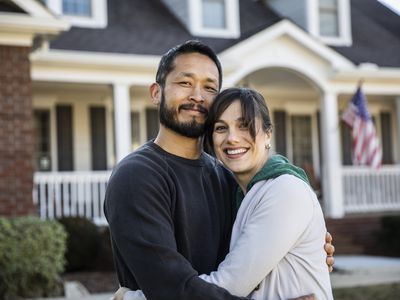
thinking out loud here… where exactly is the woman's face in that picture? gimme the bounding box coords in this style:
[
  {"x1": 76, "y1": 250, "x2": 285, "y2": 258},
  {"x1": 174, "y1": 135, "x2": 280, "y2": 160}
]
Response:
[{"x1": 212, "y1": 100, "x2": 271, "y2": 182}]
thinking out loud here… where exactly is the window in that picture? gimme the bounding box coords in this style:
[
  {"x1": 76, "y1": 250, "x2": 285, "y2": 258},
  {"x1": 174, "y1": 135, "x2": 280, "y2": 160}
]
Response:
[
  {"x1": 62, "y1": 0, "x2": 91, "y2": 17},
  {"x1": 319, "y1": 0, "x2": 339, "y2": 37},
  {"x1": 189, "y1": 0, "x2": 240, "y2": 38},
  {"x1": 34, "y1": 110, "x2": 51, "y2": 171},
  {"x1": 291, "y1": 115, "x2": 313, "y2": 167},
  {"x1": 202, "y1": 0, "x2": 226, "y2": 29},
  {"x1": 308, "y1": 0, "x2": 351, "y2": 46},
  {"x1": 45, "y1": 0, "x2": 107, "y2": 28}
]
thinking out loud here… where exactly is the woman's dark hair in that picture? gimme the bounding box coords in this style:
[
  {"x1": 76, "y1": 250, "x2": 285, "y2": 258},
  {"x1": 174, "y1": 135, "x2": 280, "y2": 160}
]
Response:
[
  {"x1": 205, "y1": 87, "x2": 272, "y2": 155},
  {"x1": 155, "y1": 40, "x2": 223, "y2": 90}
]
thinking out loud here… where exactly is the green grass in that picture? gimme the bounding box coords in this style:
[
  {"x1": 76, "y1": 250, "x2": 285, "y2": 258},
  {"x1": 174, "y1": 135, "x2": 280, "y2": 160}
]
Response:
[{"x1": 333, "y1": 283, "x2": 400, "y2": 300}]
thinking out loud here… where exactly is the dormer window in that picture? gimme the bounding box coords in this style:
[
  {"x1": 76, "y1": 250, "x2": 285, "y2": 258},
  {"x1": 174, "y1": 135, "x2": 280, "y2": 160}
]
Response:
[
  {"x1": 62, "y1": 0, "x2": 91, "y2": 17},
  {"x1": 319, "y1": 0, "x2": 339, "y2": 37},
  {"x1": 189, "y1": 0, "x2": 240, "y2": 38},
  {"x1": 308, "y1": 0, "x2": 351, "y2": 46},
  {"x1": 44, "y1": 0, "x2": 107, "y2": 28},
  {"x1": 202, "y1": 0, "x2": 226, "y2": 29}
]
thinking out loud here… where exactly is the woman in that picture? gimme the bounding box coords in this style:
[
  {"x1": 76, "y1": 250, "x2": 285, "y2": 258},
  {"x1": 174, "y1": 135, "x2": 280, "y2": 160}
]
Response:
[{"x1": 116, "y1": 87, "x2": 333, "y2": 300}]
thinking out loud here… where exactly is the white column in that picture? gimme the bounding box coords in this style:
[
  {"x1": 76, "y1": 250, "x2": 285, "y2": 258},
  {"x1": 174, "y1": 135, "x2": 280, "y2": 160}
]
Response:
[
  {"x1": 113, "y1": 83, "x2": 132, "y2": 163},
  {"x1": 395, "y1": 97, "x2": 400, "y2": 163},
  {"x1": 320, "y1": 90, "x2": 344, "y2": 218}
]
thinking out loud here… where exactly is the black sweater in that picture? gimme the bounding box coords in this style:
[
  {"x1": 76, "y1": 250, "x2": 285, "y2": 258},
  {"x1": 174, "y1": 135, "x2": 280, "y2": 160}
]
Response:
[{"x1": 104, "y1": 141, "x2": 244, "y2": 300}]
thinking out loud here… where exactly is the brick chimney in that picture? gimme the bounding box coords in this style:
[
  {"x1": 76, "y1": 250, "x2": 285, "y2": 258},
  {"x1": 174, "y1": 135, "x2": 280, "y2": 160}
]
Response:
[
  {"x1": 0, "y1": 45, "x2": 36, "y2": 216},
  {"x1": 0, "y1": 0, "x2": 69, "y2": 216}
]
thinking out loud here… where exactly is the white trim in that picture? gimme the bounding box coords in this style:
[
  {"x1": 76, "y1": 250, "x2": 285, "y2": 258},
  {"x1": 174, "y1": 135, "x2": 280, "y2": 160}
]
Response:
[
  {"x1": 11, "y1": 0, "x2": 55, "y2": 18},
  {"x1": 0, "y1": 12, "x2": 70, "y2": 46},
  {"x1": 220, "y1": 19, "x2": 354, "y2": 82},
  {"x1": 188, "y1": 0, "x2": 240, "y2": 38},
  {"x1": 31, "y1": 49, "x2": 160, "y2": 68},
  {"x1": 308, "y1": 0, "x2": 352, "y2": 46},
  {"x1": 45, "y1": 0, "x2": 107, "y2": 28},
  {"x1": 30, "y1": 49, "x2": 159, "y2": 85}
]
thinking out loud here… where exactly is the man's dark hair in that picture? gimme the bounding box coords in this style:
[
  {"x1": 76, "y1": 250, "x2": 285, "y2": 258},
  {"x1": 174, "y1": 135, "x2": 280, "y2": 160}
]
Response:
[
  {"x1": 204, "y1": 87, "x2": 273, "y2": 155},
  {"x1": 156, "y1": 40, "x2": 223, "y2": 90}
]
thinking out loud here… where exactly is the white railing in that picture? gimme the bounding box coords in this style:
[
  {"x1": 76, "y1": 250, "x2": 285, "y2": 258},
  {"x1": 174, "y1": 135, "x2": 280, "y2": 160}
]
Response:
[
  {"x1": 342, "y1": 166, "x2": 400, "y2": 214},
  {"x1": 33, "y1": 171, "x2": 112, "y2": 226}
]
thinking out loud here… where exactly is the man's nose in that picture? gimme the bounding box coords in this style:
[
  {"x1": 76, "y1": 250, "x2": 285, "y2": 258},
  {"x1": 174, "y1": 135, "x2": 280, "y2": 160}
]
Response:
[{"x1": 189, "y1": 86, "x2": 204, "y2": 103}]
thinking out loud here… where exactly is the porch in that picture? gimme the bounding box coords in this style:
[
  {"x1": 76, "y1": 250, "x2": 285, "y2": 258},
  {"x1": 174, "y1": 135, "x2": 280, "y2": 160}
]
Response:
[{"x1": 33, "y1": 166, "x2": 400, "y2": 225}]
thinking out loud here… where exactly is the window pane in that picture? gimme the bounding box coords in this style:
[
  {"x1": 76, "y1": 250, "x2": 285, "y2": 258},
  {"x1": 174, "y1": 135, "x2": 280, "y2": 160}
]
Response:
[
  {"x1": 34, "y1": 110, "x2": 51, "y2": 171},
  {"x1": 319, "y1": 0, "x2": 339, "y2": 37},
  {"x1": 62, "y1": 0, "x2": 91, "y2": 16},
  {"x1": 202, "y1": 0, "x2": 226, "y2": 29},
  {"x1": 291, "y1": 115, "x2": 313, "y2": 167}
]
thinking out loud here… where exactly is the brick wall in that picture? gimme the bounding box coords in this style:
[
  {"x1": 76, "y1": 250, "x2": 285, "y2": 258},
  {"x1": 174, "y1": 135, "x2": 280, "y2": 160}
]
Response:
[
  {"x1": 326, "y1": 214, "x2": 390, "y2": 256},
  {"x1": 0, "y1": 45, "x2": 36, "y2": 216}
]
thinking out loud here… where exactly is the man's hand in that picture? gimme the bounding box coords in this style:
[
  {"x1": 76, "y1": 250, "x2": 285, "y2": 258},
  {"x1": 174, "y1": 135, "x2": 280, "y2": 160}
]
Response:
[
  {"x1": 288, "y1": 294, "x2": 315, "y2": 300},
  {"x1": 324, "y1": 231, "x2": 335, "y2": 272}
]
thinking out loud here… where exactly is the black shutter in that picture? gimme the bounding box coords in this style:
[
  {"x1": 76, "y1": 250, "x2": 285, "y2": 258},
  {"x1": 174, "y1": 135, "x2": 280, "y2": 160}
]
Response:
[
  {"x1": 273, "y1": 110, "x2": 287, "y2": 156},
  {"x1": 56, "y1": 105, "x2": 74, "y2": 171},
  {"x1": 90, "y1": 106, "x2": 107, "y2": 170},
  {"x1": 380, "y1": 112, "x2": 393, "y2": 164}
]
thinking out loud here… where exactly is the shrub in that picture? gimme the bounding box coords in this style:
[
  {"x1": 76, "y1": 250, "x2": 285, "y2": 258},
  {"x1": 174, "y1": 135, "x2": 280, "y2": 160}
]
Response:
[
  {"x1": 58, "y1": 217, "x2": 101, "y2": 271},
  {"x1": 379, "y1": 215, "x2": 400, "y2": 256},
  {"x1": 0, "y1": 216, "x2": 67, "y2": 299}
]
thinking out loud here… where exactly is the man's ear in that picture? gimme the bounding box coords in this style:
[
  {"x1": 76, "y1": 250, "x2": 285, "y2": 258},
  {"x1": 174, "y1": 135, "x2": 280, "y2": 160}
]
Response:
[{"x1": 150, "y1": 82, "x2": 161, "y2": 105}]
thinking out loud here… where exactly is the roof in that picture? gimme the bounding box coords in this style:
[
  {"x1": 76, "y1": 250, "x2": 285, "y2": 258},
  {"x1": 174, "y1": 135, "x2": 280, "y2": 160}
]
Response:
[
  {"x1": 49, "y1": 0, "x2": 282, "y2": 55},
  {"x1": 0, "y1": 1, "x2": 26, "y2": 13},
  {"x1": 332, "y1": 0, "x2": 400, "y2": 67},
  {"x1": 48, "y1": 0, "x2": 400, "y2": 67}
]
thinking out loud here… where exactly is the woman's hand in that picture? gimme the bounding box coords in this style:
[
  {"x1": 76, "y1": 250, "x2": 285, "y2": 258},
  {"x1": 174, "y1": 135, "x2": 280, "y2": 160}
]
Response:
[
  {"x1": 324, "y1": 232, "x2": 335, "y2": 272},
  {"x1": 112, "y1": 287, "x2": 130, "y2": 300}
]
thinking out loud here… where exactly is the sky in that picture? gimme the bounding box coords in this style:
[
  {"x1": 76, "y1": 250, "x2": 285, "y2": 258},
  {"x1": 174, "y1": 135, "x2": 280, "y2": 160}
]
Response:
[{"x1": 378, "y1": 0, "x2": 400, "y2": 14}]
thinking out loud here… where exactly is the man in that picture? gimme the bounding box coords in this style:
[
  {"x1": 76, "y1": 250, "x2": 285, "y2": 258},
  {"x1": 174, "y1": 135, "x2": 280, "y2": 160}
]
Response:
[{"x1": 105, "y1": 40, "x2": 333, "y2": 300}]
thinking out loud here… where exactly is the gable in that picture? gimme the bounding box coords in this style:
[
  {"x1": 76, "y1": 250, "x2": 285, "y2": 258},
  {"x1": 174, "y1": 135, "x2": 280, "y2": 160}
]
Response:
[{"x1": 221, "y1": 19, "x2": 354, "y2": 87}]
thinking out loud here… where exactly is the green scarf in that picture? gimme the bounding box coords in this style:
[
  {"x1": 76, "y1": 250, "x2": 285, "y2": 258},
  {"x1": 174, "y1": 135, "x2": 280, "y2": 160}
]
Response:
[{"x1": 235, "y1": 154, "x2": 310, "y2": 210}]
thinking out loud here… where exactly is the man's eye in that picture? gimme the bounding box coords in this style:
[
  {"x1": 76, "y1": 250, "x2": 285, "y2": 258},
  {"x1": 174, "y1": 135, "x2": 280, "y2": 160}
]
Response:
[
  {"x1": 179, "y1": 81, "x2": 191, "y2": 86},
  {"x1": 206, "y1": 86, "x2": 218, "y2": 93},
  {"x1": 239, "y1": 123, "x2": 249, "y2": 130}
]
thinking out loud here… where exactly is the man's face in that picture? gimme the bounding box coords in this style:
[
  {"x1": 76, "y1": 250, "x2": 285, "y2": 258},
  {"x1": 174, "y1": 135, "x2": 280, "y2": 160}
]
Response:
[{"x1": 159, "y1": 53, "x2": 220, "y2": 138}]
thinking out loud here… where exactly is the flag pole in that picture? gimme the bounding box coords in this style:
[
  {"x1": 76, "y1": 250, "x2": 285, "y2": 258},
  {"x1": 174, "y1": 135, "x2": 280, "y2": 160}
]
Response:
[{"x1": 357, "y1": 78, "x2": 364, "y2": 88}]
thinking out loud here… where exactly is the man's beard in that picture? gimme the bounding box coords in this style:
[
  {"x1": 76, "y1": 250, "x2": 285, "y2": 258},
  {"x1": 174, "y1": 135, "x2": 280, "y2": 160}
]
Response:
[{"x1": 159, "y1": 93, "x2": 208, "y2": 138}]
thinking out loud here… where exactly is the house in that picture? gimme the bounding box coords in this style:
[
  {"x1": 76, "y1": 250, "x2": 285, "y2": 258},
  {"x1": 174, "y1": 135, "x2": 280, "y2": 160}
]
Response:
[{"x1": 1, "y1": 0, "x2": 400, "y2": 227}]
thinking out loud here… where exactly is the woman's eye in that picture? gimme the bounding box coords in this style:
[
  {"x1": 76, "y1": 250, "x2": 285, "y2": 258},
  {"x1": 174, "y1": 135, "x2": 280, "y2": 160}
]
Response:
[
  {"x1": 214, "y1": 125, "x2": 226, "y2": 132},
  {"x1": 239, "y1": 123, "x2": 249, "y2": 130}
]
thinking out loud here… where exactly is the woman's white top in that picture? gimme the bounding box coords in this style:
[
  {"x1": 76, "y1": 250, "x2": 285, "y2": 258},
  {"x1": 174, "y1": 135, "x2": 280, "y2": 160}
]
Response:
[{"x1": 200, "y1": 174, "x2": 333, "y2": 300}]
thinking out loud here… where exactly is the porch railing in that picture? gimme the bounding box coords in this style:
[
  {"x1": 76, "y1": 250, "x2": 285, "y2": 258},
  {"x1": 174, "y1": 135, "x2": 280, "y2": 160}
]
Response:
[
  {"x1": 33, "y1": 171, "x2": 112, "y2": 226},
  {"x1": 33, "y1": 167, "x2": 400, "y2": 224},
  {"x1": 342, "y1": 166, "x2": 400, "y2": 214}
]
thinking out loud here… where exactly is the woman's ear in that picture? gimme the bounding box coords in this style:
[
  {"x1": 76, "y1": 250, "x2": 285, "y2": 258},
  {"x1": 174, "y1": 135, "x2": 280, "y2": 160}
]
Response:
[
  {"x1": 265, "y1": 129, "x2": 272, "y2": 148},
  {"x1": 150, "y1": 82, "x2": 161, "y2": 105}
]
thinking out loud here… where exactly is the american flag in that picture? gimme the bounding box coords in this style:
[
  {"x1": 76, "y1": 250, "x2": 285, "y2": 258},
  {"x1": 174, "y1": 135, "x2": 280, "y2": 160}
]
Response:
[{"x1": 342, "y1": 87, "x2": 382, "y2": 168}]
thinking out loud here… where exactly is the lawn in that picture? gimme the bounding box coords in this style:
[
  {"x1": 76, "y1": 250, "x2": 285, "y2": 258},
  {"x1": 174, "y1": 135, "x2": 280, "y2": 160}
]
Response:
[{"x1": 333, "y1": 283, "x2": 400, "y2": 300}]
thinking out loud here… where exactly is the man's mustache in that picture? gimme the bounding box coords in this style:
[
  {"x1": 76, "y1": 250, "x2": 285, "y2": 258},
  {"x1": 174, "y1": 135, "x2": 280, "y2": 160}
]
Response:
[{"x1": 179, "y1": 103, "x2": 208, "y2": 115}]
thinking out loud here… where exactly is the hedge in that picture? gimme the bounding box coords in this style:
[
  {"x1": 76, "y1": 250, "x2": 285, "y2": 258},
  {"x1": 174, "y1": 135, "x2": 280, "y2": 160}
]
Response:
[{"x1": 0, "y1": 216, "x2": 67, "y2": 299}]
